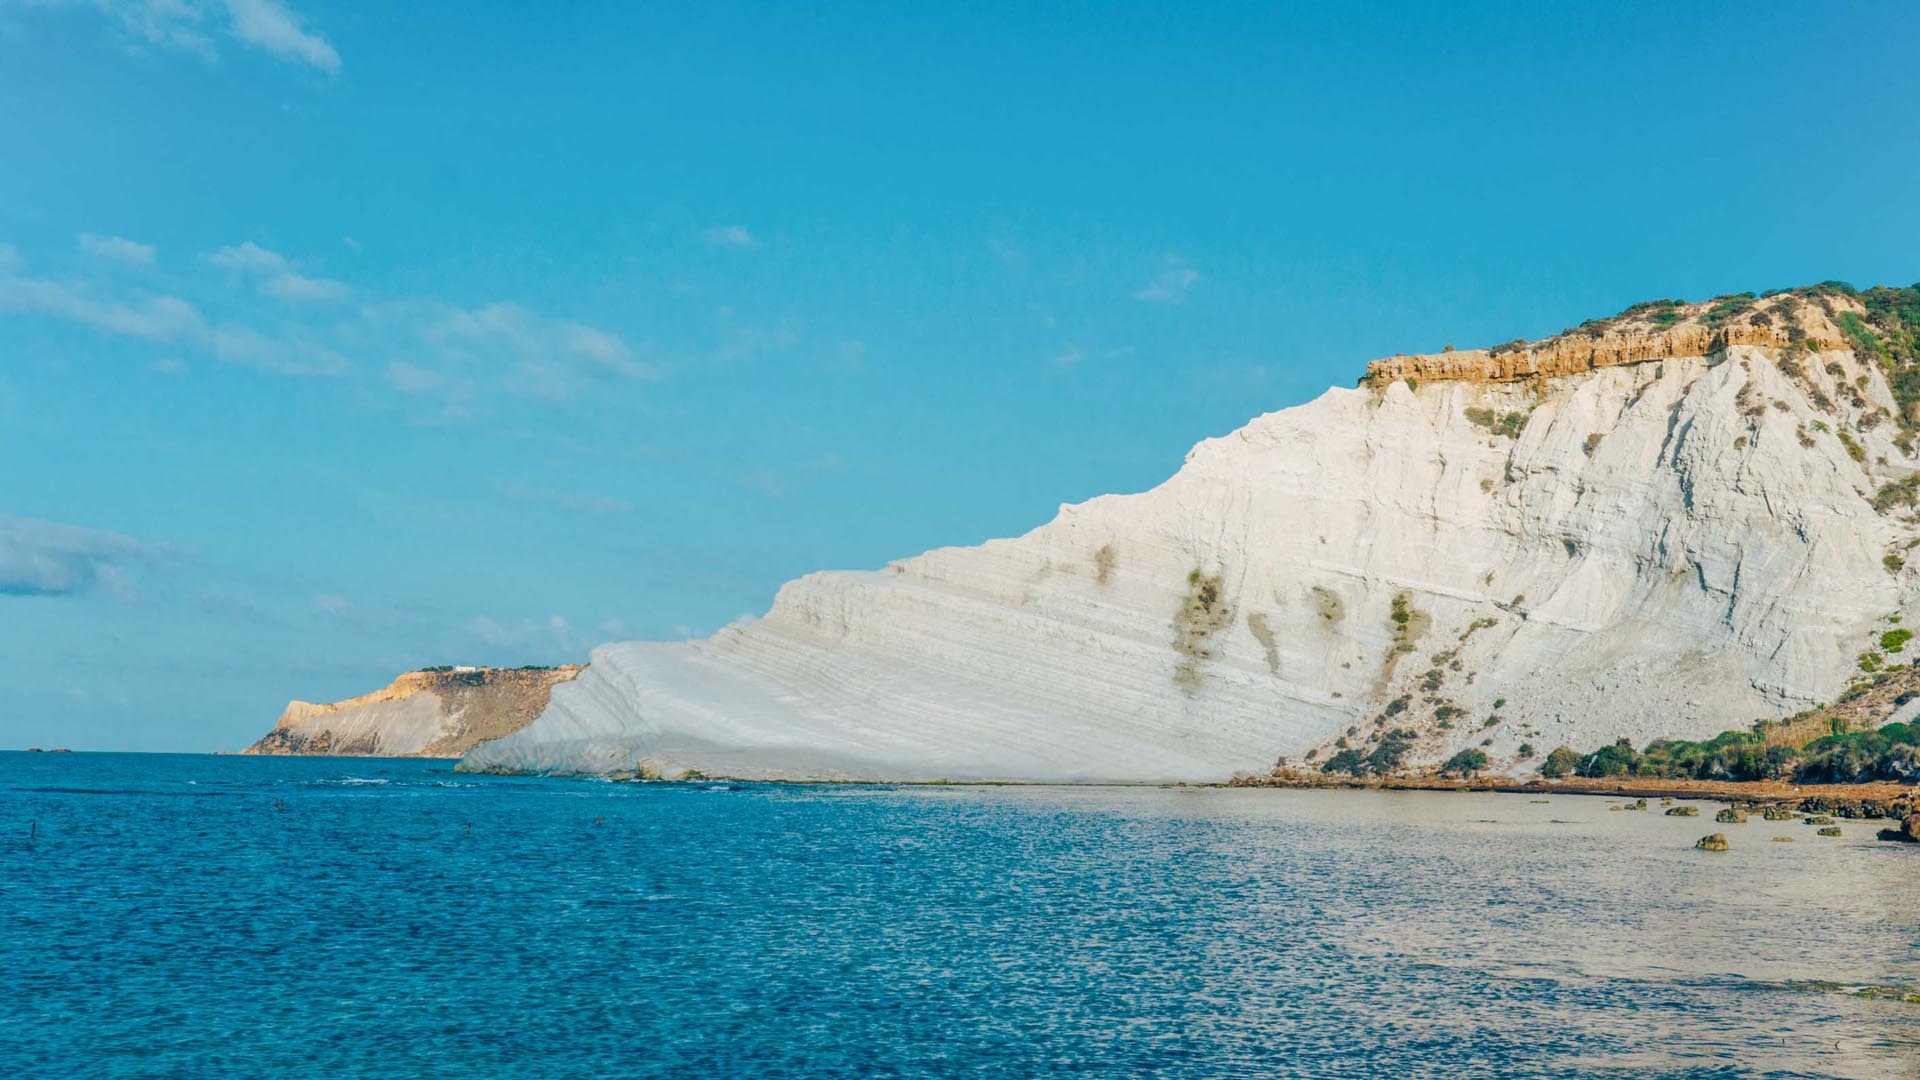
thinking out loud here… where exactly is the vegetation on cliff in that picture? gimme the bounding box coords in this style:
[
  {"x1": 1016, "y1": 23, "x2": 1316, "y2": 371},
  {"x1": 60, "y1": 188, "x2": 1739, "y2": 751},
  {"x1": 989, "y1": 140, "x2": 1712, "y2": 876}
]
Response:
[{"x1": 1537, "y1": 661, "x2": 1920, "y2": 786}]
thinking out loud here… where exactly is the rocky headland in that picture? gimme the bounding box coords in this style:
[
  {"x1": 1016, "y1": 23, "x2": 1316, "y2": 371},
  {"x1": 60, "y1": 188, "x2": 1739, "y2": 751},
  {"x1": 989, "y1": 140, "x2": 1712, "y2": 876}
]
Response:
[{"x1": 246, "y1": 666, "x2": 583, "y2": 758}]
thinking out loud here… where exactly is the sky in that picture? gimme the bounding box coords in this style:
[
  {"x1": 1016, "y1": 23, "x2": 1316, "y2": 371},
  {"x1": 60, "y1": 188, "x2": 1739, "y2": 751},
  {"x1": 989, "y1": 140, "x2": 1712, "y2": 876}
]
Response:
[{"x1": 2, "y1": 1, "x2": 1918, "y2": 752}]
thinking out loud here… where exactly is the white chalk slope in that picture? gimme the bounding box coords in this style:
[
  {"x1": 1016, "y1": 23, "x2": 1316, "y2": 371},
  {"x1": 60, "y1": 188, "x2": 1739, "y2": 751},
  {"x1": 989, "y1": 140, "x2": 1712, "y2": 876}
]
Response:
[{"x1": 463, "y1": 340, "x2": 1918, "y2": 781}]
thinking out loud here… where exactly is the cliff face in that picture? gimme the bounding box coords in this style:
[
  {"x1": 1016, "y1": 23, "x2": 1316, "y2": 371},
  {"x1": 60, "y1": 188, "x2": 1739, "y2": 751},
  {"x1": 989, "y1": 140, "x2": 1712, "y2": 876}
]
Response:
[
  {"x1": 1361, "y1": 291, "x2": 1859, "y2": 385},
  {"x1": 247, "y1": 666, "x2": 583, "y2": 757},
  {"x1": 460, "y1": 285, "x2": 1920, "y2": 783}
]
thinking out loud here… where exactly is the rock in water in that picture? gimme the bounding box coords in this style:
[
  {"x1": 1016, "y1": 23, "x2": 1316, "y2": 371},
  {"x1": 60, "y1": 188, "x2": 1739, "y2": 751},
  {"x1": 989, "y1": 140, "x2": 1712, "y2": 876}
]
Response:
[
  {"x1": 1696, "y1": 834, "x2": 1730, "y2": 852},
  {"x1": 1666, "y1": 806, "x2": 1701, "y2": 817},
  {"x1": 1715, "y1": 807, "x2": 1749, "y2": 824},
  {"x1": 247, "y1": 666, "x2": 583, "y2": 757},
  {"x1": 1817, "y1": 827, "x2": 1844, "y2": 838},
  {"x1": 460, "y1": 289, "x2": 1920, "y2": 781}
]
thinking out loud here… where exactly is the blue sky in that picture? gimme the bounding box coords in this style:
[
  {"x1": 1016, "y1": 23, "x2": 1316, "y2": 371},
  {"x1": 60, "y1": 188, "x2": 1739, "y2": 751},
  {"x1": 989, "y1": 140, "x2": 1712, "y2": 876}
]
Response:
[{"x1": 3, "y1": 2, "x2": 1917, "y2": 751}]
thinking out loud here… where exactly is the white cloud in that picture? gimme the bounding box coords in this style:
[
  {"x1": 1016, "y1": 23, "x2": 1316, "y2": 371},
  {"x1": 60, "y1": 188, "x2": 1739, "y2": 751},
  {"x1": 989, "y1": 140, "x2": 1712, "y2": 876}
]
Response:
[
  {"x1": 210, "y1": 241, "x2": 349, "y2": 303},
  {"x1": 1051, "y1": 346, "x2": 1084, "y2": 368},
  {"x1": 209, "y1": 323, "x2": 349, "y2": 375},
  {"x1": 78, "y1": 233, "x2": 157, "y2": 265},
  {"x1": 0, "y1": 238, "x2": 661, "y2": 400},
  {"x1": 0, "y1": 275, "x2": 205, "y2": 340},
  {"x1": 262, "y1": 270, "x2": 350, "y2": 302},
  {"x1": 381, "y1": 360, "x2": 443, "y2": 395},
  {"x1": 560, "y1": 322, "x2": 623, "y2": 362},
  {"x1": 1132, "y1": 256, "x2": 1200, "y2": 303},
  {"x1": 496, "y1": 482, "x2": 633, "y2": 515},
  {"x1": 461, "y1": 612, "x2": 593, "y2": 658},
  {"x1": 309, "y1": 593, "x2": 354, "y2": 617},
  {"x1": 0, "y1": 516, "x2": 160, "y2": 598},
  {"x1": 222, "y1": 0, "x2": 339, "y2": 73},
  {"x1": 463, "y1": 614, "x2": 510, "y2": 646},
  {"x1": 102, "y1": 0, "x2": 218, "y2": 60},
  {"x1": 421, "y1": 301, "x2": 656, "y2": 390},
  {"x1": 702, "y1": 225, "x2": 758, "y2": 249},
  {"x1": 207, "y1": 241, "x2": 286, "y2": 274},
  {"x1": 21, "y1": 0, "x2": 338, "y2": 72},
  {"x1": 197, "y1": 588, "x2": 264, "y2": 619}
]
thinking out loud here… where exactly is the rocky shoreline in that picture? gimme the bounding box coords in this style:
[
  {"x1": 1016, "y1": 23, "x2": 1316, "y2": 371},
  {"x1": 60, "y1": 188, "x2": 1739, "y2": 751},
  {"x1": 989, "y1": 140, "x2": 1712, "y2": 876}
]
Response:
[{"x1": 1230, "y1": 769, "x2": 1918, "y2": 837}]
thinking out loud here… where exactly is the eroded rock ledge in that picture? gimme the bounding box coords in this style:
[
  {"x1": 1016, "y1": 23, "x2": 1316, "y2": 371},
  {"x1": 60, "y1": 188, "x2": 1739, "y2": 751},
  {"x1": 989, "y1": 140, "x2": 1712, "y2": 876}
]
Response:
[{"x1": 1365, "y1": 291, "x2": 1859, "y2": 384}]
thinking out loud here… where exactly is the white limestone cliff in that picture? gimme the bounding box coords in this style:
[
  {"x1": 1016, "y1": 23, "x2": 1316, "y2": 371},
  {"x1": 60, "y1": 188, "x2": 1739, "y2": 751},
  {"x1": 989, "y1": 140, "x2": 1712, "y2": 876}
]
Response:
[{"x1": 461, "y1": 289, "x2": 1920, "y2": 782}]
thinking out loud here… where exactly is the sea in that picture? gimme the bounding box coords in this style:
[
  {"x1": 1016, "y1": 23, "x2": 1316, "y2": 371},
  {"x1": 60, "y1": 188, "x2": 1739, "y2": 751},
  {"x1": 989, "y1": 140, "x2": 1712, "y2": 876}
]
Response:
[{"x1": 2, "y1": 752, "x2": 1916, "y2": 1079}]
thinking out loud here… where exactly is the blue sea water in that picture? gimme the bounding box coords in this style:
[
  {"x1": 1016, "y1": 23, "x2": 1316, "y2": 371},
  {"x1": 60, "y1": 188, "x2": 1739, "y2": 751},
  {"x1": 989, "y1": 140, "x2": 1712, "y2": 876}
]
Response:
[{"x1": 2, "y1": 753, "x2": 1917, "y2": 1079}]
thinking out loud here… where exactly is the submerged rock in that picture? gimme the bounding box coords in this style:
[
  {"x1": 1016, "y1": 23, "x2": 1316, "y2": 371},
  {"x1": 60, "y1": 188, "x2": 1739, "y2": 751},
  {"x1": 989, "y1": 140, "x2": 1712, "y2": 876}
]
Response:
[
  {"x1": 1666, "y1": 806, "x2": 1700, "y2": 817},
  {"x1": 1806, "y1": 815, "x2": 1835, "y2": 826},
  {"x1": 1696, "y1": 833, "x2": 1730, "y2": 851},
  {"x1": 1817, "y1": 827, "x2": 1844, "y2": 837}
]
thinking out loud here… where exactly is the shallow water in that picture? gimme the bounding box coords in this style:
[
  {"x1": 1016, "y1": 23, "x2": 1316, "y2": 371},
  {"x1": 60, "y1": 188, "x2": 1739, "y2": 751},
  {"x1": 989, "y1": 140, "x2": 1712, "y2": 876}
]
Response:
[{"x1": 2, "y1": 753, "x2": 1916, "y2": 1078}]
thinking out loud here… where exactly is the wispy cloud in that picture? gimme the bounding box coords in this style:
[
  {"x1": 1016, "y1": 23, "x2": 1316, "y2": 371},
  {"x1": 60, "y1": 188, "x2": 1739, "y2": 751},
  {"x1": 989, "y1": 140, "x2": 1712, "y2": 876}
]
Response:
[
  {"x1": 495, "y1": 482, "x2": 633, "y2": 515},
  {"x1": 309, "y1": 593, "x2": 355, "y2": 617},
  {"x1": 1132, "y1": 256, "x2": 1200, "y2": 303},
  {"x1": 0, "y1": 250, "x2": 357, "y2": 377},
  {"x1": 197, "y1": 588, "x2": 268, "y2": 621},
  {"x1": 208, "y1": 323, "x2": 350, "y2": 376},
  {"x1": 462, "y1": 613, "x2": 591, "y2": 658},
  {"x1": 88, "y1": 0, "x2": 220, "y2": 60},
  {"x1": 0, "y1": 516, "x2": 161, "y2": 599},
  {"x1": 210, "y1": 241, "x2": 350, "y2": 303},
  {"x1": 420, "y1": 300, "x2": 661, "y2": 387},
  {"x1": 702, "y1": 225, "x2": 758, "y2": 249},
  {"x1": 78, "y1": 233, "x2": 157, "y2": 265},
  {"x1": 381, "y1": 360, "x2": 455, "y2": 397},
  {"x1": 0, "y1": 237, "x2": 663, "y2": 408},
  {"x1": 222, "y1": 0, "x2": 339, "y2": 74},
  {"x1": 22, "y1": 0, "x2": 339, "y2": 73},
  {"x1": 0, "y1": 274, "x2": 205, "y2": 340}
]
